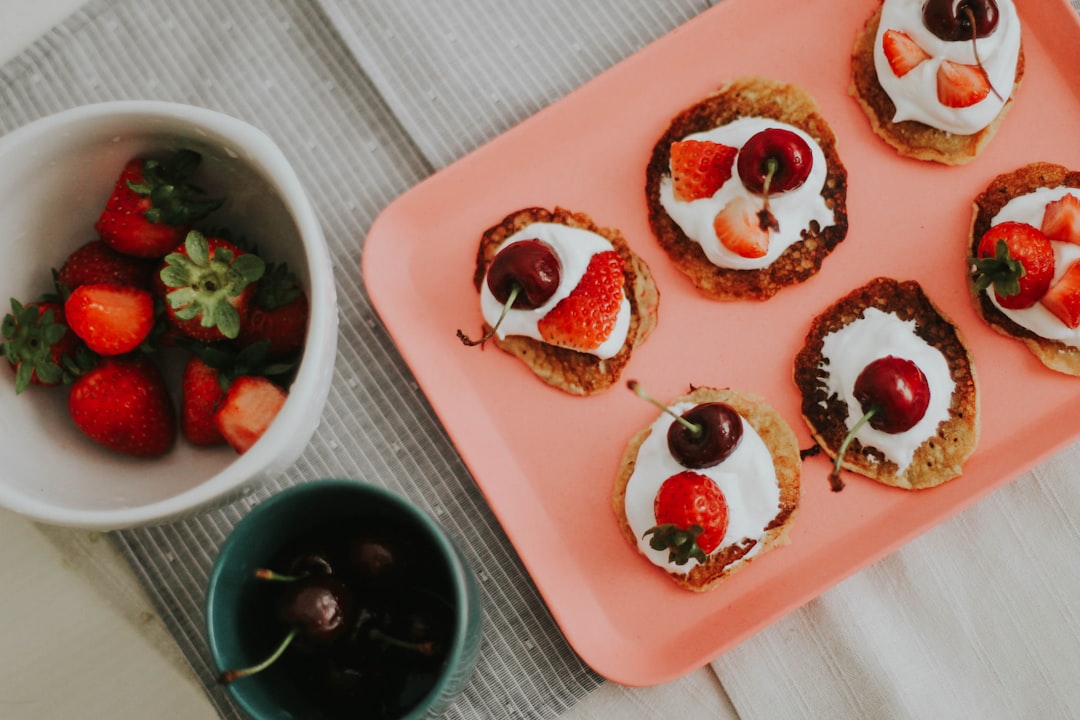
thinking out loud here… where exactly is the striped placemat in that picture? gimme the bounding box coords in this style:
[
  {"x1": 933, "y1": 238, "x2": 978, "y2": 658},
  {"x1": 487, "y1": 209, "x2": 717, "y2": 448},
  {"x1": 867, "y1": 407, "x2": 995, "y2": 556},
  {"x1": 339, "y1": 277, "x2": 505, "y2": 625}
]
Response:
[{"x1": 0, "y1": 0, "x2": 705, "y2": 717}]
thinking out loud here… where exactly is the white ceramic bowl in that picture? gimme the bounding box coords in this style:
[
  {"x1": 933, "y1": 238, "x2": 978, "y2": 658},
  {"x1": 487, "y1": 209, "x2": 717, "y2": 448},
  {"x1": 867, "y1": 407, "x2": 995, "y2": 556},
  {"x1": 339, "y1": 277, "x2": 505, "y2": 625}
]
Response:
[{"x1": 0, "y1": 101, "x2": 337, "y2": 529}]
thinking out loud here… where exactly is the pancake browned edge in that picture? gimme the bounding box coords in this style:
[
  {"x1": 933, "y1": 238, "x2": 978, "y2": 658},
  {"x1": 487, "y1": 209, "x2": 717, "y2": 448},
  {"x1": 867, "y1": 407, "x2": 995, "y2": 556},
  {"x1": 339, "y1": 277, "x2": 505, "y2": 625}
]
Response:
[
  {"x1": 471, "y1": 206, "x2": 659, "y2": 396},
  {"x1": 612, "y1": 386, "x2": 800, "y2": 592},
  {"x1": 794, "y1": 277, "x2": 979, "y2": 490},
  {"x1": 645, "y1": 75, "x2": 849, "y2": 301},
  {"x1": 969, "y1": 162, "x2": 1080, "y2": 375},
  {"x1": 849, "y1": 4, "x2": 1025, "y2": 166}
]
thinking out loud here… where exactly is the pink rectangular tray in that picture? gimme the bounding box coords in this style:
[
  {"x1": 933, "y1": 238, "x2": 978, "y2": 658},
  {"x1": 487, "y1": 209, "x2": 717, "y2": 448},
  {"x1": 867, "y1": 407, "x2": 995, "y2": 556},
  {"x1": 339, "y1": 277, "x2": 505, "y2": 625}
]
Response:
[{"x1": 362, "y1": 0, "x2": 1080, "y2": 686}]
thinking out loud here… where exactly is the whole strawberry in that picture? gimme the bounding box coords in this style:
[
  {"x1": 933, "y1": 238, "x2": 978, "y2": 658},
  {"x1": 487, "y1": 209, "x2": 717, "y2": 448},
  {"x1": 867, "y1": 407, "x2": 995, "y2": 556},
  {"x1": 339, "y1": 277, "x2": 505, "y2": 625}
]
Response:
[
  {"x1": 237, "y1": 262, "x2": 309, "y2": 360},
  {"x1": 95, "y1": 150, "x2": 223, "y2": 258},
  {"x1": 537, "y1": 250, "x2": 625, "y2": 352},
  {"x1": 57, "y1": 240, "x2": 157, "y2": 291},
  {"x1": 644, "y1": 470, "x2": 729, "y2": 566},
  {"x1": 68, "y1": 357, "x2": 176, "y2": 457},
  {"x1": 1, "y1": 299, "x2": 84, "y2": 393},
  {"x1": 971, "y1": 221, "x2": 1055, "y2": 309},
  {"x1": 181, "y1": 355, "x2": 227, "y2": 446},
  {"x1": 159, "y1": 231, "x2": 266, "y2": 342}
]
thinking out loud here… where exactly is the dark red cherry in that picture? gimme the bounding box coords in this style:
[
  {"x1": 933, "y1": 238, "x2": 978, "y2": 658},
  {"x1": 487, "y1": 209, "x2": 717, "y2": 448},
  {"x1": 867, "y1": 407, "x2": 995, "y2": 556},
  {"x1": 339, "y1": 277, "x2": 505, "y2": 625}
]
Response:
[
  {"x1": 827, "y1": 356, "x2": 931, "y2": 492},
  {"x1": 346, "y1": 522, "x2": 414, "y2": 589},
  {"x1": 273, "y1": 536, "x2": 339, "y2": 577},
  {"x1": 277, "y1": 574, "x2": 356, "y2": 651},
  {"x1": 736, "y1": 128, "x2": 814, "y2": 196},
  {"x1": 459, "y1": 238, "x2": 562, "y2": 346},
  {"x1": 923, "y1": 0, "x2": 999, "y2": 41},
  {"x1": 216, "y1": 573, "x2": 357, "y2": 685},
  {"x1": 853, "y1": 356, "x2": 931, "y2": 434},
  {"x1": 368, "y1": 592, "x2": 453, "y2": 670},
  {"x1": 486, "y1": 239, "x2": 561, "y2": 309},
  {"x1": 666, "y1": 402, "x2": 743, "y2": 469}
]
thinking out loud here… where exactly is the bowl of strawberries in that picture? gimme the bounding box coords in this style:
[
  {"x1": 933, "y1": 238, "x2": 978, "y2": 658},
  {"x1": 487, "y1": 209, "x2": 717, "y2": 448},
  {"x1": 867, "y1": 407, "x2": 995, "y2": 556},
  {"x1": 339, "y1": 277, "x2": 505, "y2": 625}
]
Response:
[{"x1": 0, "y1": 101, "x2": 337, "y2": 529}]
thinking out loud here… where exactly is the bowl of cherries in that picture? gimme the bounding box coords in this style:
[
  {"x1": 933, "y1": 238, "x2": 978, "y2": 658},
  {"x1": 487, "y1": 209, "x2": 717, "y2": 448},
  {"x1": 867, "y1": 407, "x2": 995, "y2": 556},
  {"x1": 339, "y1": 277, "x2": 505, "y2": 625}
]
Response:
[{"x1": 205, "y1": 478, "x2": 483, "y2": 720}]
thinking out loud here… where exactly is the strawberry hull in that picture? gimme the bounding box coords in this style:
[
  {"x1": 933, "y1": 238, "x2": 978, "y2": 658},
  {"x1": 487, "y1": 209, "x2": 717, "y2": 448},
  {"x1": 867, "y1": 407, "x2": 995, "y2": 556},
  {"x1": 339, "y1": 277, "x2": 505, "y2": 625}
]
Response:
[{"x1": 95, "y1": 151, "x2": 223, "y2": 258}]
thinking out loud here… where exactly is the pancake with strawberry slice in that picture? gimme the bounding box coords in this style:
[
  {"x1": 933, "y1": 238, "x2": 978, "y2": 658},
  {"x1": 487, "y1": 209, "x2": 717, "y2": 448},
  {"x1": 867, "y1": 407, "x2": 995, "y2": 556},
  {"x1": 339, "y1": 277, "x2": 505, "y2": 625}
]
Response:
[
  {"x1": 645, "y1": 76, "x2": 848, "y2": 301},
  {"x1": 969, "y1": 162, "x2": 1080, "y2": 375},
  {"x1": 849, "y1": 0, "x2": 1024, "y2": 165},
  {"x1": 462, "y1": 206, "x2": 659, "y2": 396}
]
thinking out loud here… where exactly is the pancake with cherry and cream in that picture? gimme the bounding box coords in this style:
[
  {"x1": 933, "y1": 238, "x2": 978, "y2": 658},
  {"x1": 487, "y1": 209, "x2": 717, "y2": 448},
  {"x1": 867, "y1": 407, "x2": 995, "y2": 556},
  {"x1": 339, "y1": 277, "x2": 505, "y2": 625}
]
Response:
[
  {"x1": 794, "y1": 277, "x2": 979, "y2": 490},
  {"x1": 461, "y1": 206, "x2": 658, "y2": 396},
  {"x1": 645, "y1": 76, "x2": 848, "y2": 301},
  {"x1": 613, "y1": 386, "x2": 800, "y2": 592},
  {"x1": 850, "y1": 0, "x2": 1024, "y2": 164}
]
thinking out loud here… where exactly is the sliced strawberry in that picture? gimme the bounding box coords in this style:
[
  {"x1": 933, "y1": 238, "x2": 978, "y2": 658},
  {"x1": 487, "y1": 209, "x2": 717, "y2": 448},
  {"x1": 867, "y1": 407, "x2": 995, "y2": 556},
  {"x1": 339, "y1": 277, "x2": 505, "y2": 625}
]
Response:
[
  {"x1": 56, "y1": 240, "x2": 157, "y2": 292},
  {"x1": 181, "y1": 355, "x2": 228, "y2": 446},
  {"x1": 64, "y1": 283, "x2": 155, "y2": 356},
  {"x1": 643, "y1": 470, "x2": 729, "y2": 566},
  {"x1": 937, "y1": 60, "x2": 991, "y2": 108},
  {"x1": 670, "y1": 139, "x2": 738, "y2": 202},
  {"x1": 1041, "y1": 193, "x2": 1080, "y2": 246},
  {"x1": 882, "y1": 29, "x2": 931, "y2": 78},
  {"x1": 214, "y1": 375, "x2": 287, "y2": 454},
  {"x1": 536, "y1": 250, "x2": 624, "y2": 352},
  {"x1": 68, "y1": 357, "x2": 176, "y2": 457},
  {"x1": 95, "y1": 150, "x2": 223, "y2": 258},
  {"x1": 713, "y1": 196, "x2": 769, "y2": 259},
  {"x1": 1, "y1": 299, "x2": 84, "y2": 393},
  {"x1": 1041, "y1": 260, "x2": 1080, "y2": 328},
  {"x1": 236, "y1": 262, "x2": 309, "y2": 359},
  {"x1": 159, "y1": 231, "x2": 265, "y2": 342},
  {"x1": 971, "y1": 221, "x2": 1055, "y2": 309}
]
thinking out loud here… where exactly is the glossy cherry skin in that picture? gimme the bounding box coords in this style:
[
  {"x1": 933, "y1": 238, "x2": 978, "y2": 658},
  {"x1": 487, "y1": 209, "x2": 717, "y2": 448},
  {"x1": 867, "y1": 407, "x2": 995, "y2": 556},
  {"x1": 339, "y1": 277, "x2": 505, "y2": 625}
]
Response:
[
  {"x1": 852, "y1": 356, "x2": 931, "y2": 434},
  {"x1": 667, "y1": 402, "x2": 743, "y2": 469},
  {"x1": 277, "y1": 542, "x2": 338, "y2": 577},
  {"x1": 486, "y1": 239, "x2": 561, "y2": 309},
  {"x1": 736, "y1": 128, "x2": 813, "y2": 195},
  {"x1": 922, "y1": 0, "x2": 999, "y2": 41},
  {"x1": 276, "y1": 574, "x2": 356, "y2": 651}
]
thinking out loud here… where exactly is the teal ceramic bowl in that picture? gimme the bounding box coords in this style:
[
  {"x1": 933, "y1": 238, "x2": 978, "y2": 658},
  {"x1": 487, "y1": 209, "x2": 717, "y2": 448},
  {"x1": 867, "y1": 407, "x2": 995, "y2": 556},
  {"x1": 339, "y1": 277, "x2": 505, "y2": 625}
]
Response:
[{"x1": 205, "y1": 478, "x2": 483, "y2": 719}]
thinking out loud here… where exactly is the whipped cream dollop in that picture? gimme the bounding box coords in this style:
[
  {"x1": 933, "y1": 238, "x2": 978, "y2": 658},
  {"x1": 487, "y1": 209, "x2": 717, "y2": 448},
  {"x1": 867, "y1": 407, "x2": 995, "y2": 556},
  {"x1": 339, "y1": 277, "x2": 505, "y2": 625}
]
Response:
[
  {"x1": 480, "y1": 222, "x2": 630, "y2": 359},
  {"x1": 986, "y1": 187, "x2": 1080, "y2": 347},
  {"x1": 624, "y1": 402, "x2": 781, "y2": 574},
  {"x1": 818, "y1": 307, "x2": 955, "y2": 472},
  {"x1": 659, "y1": 117, "x2": 835, "y2": 271},
  {"x1": 873, "y1": 0, "x2": 1021, "y2": 135}
]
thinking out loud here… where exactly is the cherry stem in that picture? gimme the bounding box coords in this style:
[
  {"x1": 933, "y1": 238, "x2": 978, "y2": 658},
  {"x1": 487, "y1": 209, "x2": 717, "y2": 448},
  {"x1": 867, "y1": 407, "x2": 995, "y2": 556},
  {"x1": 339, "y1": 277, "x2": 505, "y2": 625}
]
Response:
[
  {"x1": 965, "y1": 6, "x2": 1003, "y2": 102},
  {"x1": 757, "y1": 158, "x2": 780, "y2": 231},
  {"x1": 368, "y1": 627, "x2": 438, "y2": 657},
  {"x1": 828, "y1": 405, "x2": 878, "y2": 492},
  {"x1": 253, "y1": 568, "x2": 304, "y2": 582},
  {"x1": 626, "y1": 380, "x2": 702, "y2": 437},
  {"x1": 457, "y1": 285, "x2": 521, "y2": 347},
  {"x1": 216, "y1": 628, "x2": 297, "y2": 685}
]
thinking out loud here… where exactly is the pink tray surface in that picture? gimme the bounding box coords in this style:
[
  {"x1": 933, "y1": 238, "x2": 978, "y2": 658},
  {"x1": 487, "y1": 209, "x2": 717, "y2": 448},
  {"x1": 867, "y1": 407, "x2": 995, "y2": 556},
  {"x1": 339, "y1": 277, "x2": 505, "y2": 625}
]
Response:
[{"x1": 362, "y1": 0, "x2": 1080, "y2": 686}]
